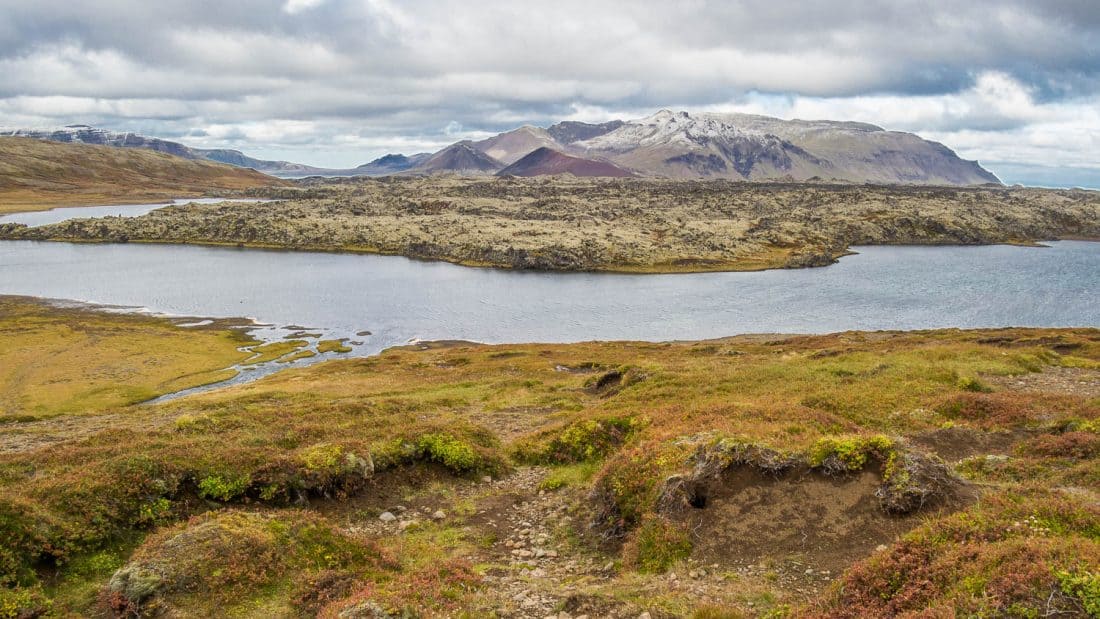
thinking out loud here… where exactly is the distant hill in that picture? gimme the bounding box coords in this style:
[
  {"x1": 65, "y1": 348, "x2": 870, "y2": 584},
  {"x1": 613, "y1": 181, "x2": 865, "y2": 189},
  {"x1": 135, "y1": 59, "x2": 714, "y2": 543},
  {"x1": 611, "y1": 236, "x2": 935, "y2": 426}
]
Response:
[
  {"x1": 412, "y1": 142, "x2": 503, "y2": 175},
  {"x1": 1, "y1": 125, "x2": 431, "y2": 179},
  {"x1": 0, "y1": 137, "x2": 287, "y2": 212},
  {"x1": 497, "y1": 147, "x2": 633, "y2": 177},
  {"x1": 352, "y1": 153, "x2": 432, "y2": 176},
  {"x1": 1, "y1": 125, "x2": 329, "y2": 176}
]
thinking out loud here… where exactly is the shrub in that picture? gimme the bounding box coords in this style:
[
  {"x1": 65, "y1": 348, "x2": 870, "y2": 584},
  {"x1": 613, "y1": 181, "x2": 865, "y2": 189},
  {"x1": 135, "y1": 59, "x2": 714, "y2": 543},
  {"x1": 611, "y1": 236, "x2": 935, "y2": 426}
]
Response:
[
  {"x1": 810, "y1": 492, "x2": 1100, "y2": 617},
  {"x1": 1020, "y1": 432, "x2": 1100, "y2": 460},
  {"x1": 0, "y1": 585, "x2": 50, "y2": 619},
  {"x1": 1056, "y1": 568, "x2": 1100, "y2": 616}
]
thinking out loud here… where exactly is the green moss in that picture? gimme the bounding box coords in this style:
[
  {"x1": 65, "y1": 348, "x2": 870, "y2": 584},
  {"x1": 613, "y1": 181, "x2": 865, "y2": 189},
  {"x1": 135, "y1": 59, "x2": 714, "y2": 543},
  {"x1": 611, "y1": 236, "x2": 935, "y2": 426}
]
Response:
[
  {"x1": 807, "y1": 435, "x2": 895, "y2": 471},
  {"x1": 299, "y1": 443, "x2": 345, "y2": 472},
  {"x1": 197, "y1": 473, "x2": 251, "y2": 501},
  {"x1": 514, "y1": 416, "x2": 640, "y2": 464},
  {"x1": 417, "y1": 433, "x2": 480, "y2": 472}
]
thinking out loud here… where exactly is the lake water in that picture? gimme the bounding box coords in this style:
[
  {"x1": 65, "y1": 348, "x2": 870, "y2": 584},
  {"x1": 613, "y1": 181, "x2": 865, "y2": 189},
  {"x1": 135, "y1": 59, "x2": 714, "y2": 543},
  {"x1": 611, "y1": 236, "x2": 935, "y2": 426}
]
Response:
[
  {"x1": 0, "y1": 198, "x2": 274, "y2": 228},
  {"x1": 1, "y1": 240, "x2": 1097, "y2": 363}
]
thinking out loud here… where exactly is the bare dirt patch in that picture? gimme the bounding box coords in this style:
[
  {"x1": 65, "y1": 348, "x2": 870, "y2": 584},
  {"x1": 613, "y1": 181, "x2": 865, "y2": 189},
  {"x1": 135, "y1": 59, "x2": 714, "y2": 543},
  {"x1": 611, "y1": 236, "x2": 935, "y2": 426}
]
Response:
[
  {"x1": 910, "y1": 425, "x2": 1031, "y2": 462},
  {"x1": 673, "y1": 465, "x2": 976, "y2": 575},
  {"x1": 986, "y1": 366, "x2": 1100, "y2": 398}
]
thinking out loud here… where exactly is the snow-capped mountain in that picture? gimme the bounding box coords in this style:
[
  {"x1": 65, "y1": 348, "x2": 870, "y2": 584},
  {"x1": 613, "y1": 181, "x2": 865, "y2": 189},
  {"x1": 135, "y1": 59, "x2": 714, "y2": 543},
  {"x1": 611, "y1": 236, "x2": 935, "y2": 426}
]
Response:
[
  {"x1": 561, "y1": 110, "x2": 999, "y2": 184},
  {"x1": 443, "y1": 110, "x2": 999, "y2": 184}
]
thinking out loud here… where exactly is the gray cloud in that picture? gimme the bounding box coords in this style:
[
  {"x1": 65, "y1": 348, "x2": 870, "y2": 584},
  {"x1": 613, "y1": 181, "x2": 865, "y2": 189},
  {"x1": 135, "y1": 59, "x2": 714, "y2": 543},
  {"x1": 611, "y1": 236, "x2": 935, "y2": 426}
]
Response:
[{"x1": 0, "y1": 0, "x2": 1097, "y2": 184}]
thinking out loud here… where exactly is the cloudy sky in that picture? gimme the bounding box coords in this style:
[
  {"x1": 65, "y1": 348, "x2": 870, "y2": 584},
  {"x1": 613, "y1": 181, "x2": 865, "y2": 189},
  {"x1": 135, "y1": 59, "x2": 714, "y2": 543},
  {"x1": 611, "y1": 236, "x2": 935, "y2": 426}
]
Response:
[{"x1": 1, "y1": 0, "x2": 1098, "y2": 186}]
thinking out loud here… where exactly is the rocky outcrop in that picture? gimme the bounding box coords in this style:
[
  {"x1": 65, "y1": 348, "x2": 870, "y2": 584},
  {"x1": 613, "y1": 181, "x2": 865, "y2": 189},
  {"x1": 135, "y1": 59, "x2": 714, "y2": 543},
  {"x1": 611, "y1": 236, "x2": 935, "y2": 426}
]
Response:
[{"x1": 4, "y1": 178, "x2": 1096, "y2": 274}]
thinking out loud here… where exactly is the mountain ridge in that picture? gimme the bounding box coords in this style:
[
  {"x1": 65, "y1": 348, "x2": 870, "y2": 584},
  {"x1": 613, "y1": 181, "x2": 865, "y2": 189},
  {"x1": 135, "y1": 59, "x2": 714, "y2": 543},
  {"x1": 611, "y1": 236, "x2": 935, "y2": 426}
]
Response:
[{"x1": 5, "y1": 110, "x2": 1001, "y2": 185}]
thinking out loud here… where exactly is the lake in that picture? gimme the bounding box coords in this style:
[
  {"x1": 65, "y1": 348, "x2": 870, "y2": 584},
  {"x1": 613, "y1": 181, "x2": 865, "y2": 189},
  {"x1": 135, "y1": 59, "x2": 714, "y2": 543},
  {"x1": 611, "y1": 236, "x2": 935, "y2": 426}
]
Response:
[{"x1": 1, "y1": 239, "x2": 1096, "y2": 366}]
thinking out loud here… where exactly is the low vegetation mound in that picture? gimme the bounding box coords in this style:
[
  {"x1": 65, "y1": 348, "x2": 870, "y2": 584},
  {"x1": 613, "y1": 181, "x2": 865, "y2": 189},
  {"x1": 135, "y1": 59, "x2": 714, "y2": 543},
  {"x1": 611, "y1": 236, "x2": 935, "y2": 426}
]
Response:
[{"x1": 104, "y1": 510, "x2": 395, "y2": 617}]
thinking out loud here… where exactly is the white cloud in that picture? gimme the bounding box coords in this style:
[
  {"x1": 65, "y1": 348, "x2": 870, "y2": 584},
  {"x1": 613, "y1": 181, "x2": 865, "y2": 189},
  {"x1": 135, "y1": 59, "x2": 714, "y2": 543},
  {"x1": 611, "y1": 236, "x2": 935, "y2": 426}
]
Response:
[
  {"x1": 0, "y1": 1, "x2": 1097, "y2": 184},
  {"x1": 282, "y1": 0, "x2": 326, "y2": 14}
]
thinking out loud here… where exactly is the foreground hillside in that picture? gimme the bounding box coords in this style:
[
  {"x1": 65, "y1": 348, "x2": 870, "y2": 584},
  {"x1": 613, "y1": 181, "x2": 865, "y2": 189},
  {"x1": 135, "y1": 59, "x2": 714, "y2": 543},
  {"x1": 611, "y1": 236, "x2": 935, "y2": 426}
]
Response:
[
  {"x1": 5, "y1": 177, "x2": 1097, "y2": 272},
  {"x1": 0, "y1": 138, "x2": 287, "y2": 212},
  {"x1": 1, "y1": 297, "x2": 1098, "y2": 617}
]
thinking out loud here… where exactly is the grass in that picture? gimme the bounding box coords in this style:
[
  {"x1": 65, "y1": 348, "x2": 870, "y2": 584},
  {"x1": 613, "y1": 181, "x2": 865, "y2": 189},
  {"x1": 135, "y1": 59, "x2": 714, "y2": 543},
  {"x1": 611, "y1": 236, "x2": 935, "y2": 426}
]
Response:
[
  {"x1": 243, "y1": 340, "x2": 309, "y2": 365},
  {"x1": 0, "y1": 137, "x2": 287, "y2": 213},
  {"x1": 317, "y1": 339, "x2": 353, "y2": 354},
  {"x1": 0, "y1": 296, "x2": 257, "y2": 419},
  {"x1": 0, "y1": 313, "x2": 1097, "y2": 616}
]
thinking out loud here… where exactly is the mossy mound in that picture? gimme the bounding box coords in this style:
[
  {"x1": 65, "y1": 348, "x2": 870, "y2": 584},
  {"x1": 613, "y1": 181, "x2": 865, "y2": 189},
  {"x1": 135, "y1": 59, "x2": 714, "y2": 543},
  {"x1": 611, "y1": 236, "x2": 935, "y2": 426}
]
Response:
[{"x1": 104, "y1": 510, "x2": 393, "y2": 617}]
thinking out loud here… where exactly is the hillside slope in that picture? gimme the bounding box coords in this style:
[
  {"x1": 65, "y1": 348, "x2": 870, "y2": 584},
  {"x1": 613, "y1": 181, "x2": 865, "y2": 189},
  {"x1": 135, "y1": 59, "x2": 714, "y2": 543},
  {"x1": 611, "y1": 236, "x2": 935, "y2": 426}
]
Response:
[
  {"x1": 0, "y1": 137, "x2": 287, "y2": 212},
  {"x1": 498, "y1": 147, "x2": 634, "y2": 177},
  {"x1": 412, "y1": 142, "x2": 504, "y2": 175}
]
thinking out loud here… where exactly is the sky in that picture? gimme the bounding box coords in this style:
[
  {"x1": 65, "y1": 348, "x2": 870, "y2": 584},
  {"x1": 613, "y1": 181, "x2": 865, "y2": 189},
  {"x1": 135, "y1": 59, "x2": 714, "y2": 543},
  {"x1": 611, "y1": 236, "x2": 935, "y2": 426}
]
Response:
[{"x1": 0, "y1": 0, "x2": 1098, "y2": 186}]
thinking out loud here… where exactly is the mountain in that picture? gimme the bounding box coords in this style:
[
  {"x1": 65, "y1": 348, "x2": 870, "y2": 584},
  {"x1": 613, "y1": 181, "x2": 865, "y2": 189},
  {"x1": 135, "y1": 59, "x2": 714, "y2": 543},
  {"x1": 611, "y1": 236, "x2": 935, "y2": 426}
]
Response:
[
  {"x1": 570, "y1": 110, "x2": 999, "y2": 184},
  {"x1": 545, "y1": 120, "x2": 624, "y2": 145},
  {"x1": 497, "y1": 147, "x2": 634, "y2": 177},
  {"x1": 429, "y1": 111, "x2": 999, "y2": 185},
  {"x1": 0, "y1": 137, "x2": 287, "y2": 211},
  {"x1": 411, "y1": 142, "x2": 503, "y2": 175},
  {"x1": 471, "y1": 126, "x2": 562, "y2": 165},
  {"x1": 6, "y1": 111, "x2": 1001, "y2": 185},
  {"x1": 353, "y1": 153, "x2": 432, "y2": 176},
  {"x1": 2, "y1": 126, "x2": 331, "y2": 177}
]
